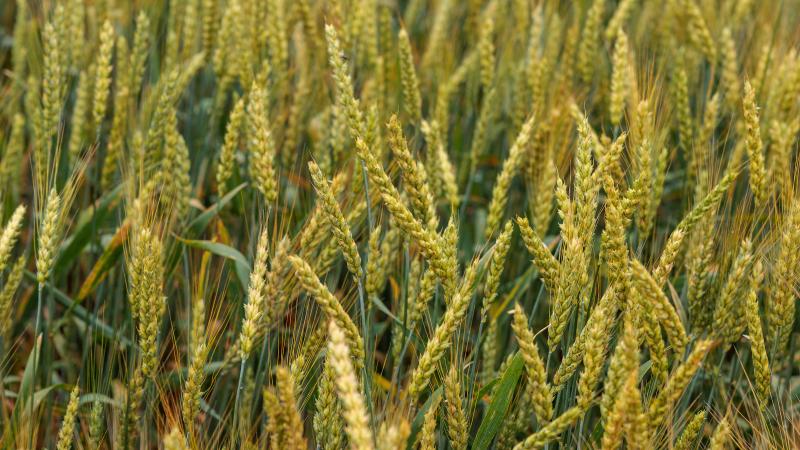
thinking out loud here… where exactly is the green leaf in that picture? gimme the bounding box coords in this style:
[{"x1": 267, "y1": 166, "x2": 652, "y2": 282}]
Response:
[
  {"x1": 79, "y1": 392, "x2": 122, "y2": 409},
  {"x1": 371, "y1": 295, "x2": 415, "y2": 332},
  {"x1": 187, "y1": 182, "x2": 247, "y2": 233},
  {"x1": 177, "y1": 238, "x2": 250, "y2": 289},
  {"x1": 158, "y1": 361, "x2": 227, "y2": 387},
  {"x1": 200, "y1": 398, "x2": 222, "y2": 421},
  {"x1": 57, "y1": 185, "x2": 123, "y2": 269},
  {"x1": 472, "y1": 352, "x2": 525, "y2": 450},
  {"x1": 25, "y1": 271, "x2": 137, "y2": 350},
  {"x1": 406, "y1": 387, "x2": 443, "y2": 450},
  {"x1": 32, "y1": 384, "x2": 67, "y2": 409},
  {"x1": 76, "y1": 222, "x2": 128, "y2": 301},
  {"x1": 475, "y1": 378, "x2": 500, "y2": 402},
  {"x1": 7, "y1": 336, "x2": 41, "y2": 446}
]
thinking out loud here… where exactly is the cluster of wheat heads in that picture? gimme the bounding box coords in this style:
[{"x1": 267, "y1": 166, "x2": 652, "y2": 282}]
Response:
[{"x1": 0, "y1": 0, "x2": 800, "y2": 448}]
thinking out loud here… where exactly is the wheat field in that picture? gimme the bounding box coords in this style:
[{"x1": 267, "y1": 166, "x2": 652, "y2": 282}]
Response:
[{"x1": 0, "y1": 0, "x2": 799, "y2": 448}]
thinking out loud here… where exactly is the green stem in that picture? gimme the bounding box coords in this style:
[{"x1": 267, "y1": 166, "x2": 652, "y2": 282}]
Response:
[
  {"x1": 234, "y1": 358, "x2": 247, "y2": 443},
  {"x1": 356, "y1": 279, "x2": 375, "y2": 432},
  {"x1": 358, "y1": 160, "x2": 375, "y2": 432},
  {"x1": 29, "y1": 282, "x2": 44, "y2": 449}
]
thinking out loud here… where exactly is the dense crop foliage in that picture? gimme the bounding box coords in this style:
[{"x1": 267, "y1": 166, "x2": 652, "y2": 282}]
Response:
[{"x1": 0, "y1": 0, "x2": 799, "y2": 448}]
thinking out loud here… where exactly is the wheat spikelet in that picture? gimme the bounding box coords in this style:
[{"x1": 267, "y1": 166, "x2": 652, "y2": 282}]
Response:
[
  {"x1": 432, "y1": 51, "x2": 478, "y2": 133},
  {"x1": 478, "y1": 13, "x2": 495, "y2": 89},
  {"x1": 141, "y1": 70, "x2": 179, "y2": 175},
  {"x1": 277, "y1": 366, "x2": 308, "y2": 449},
  {"x1": 130, "y1": 227, "x2": 166, "y2": 378},
  {"x1": 248, "y1": 84, "x2": 278, "y2": 203},
  {"x1": 239, "y1": 227, "x2": 270, "y2": 358},
  {"x1": 36, "y1": 189, "x2": 62, "y2": 284},
  {"x1": 481, "y1": 319, "x2": 499, "y2": 384},
  {"x1": 485, "y1": 115, "x2": 536, "y2": 239},
  {"x1": 377, "y1": 419, "x2": 411, "y2": 450},
  {"x1": 514, "y1": 405, "x2": 583, "y2": 450},
  {"x1": 769, "y1": 196, "x2": 800, "y2": 355},
  {"x1": 327, "y1": 320, "x2": 374, "y2": 450},
  {"x1": 631, "y1": 260, "x2": 688, "y2": 355},
  {"x1": 609, "y1": 31, "x2": 631, "y2": 126},
  {"x1": 314, "y1": 357, "x2": 345, "y2": 450},
  {"x1": 635, "y1": 141, "x2": 657, "y2": 235},
  {"x1": 605, "y1": 0, "x2": 635, "y2": 41},
  {"x1": 601, "y1": 314, "x2": 639, "y2": 421},
  {"x1": 516, "y1": 217, "x2": 560, "y2": 292},
  {"x1": 674, "y1": 411, "x2": 706, "y2": 450},
  {"x1": 56, "y1": 385, "x2": 81, "y2": 450},
  {"x1": 406, "y1": 266, "x2": 438, "y2": 342},
  {"x1": 325, "y1": 24, "x2": 367, "y2": 141},
  {"x1": 511, "y1": 303, "x2": 553, "y2": 424},
  {"x1": 88, "y1": 400, "x2": 104, "y2": 449},
  {"x1": 160, "y1": 108, "x2": 192, "y2": 216},
  {"x1": 769, "y1": 120, "x2": 799, "y2": 195},
  {"x1": 482, "y1": 221, "x2": 513, "y2": 315},
  {"x1": 92, "y1": 20, "x2": 115, "y2": 134},
  {"x1": 40, "y1": 18, "x2": 64, "y2": 172},
  {"x1": 578, "y1": 0, "x2": 604, "y2": 84},
  {"x1": 677, "y1": 168, "x2": 738, "y2": 234},
  {"x1": 265, "y1": 0, "x2": 288, "y2": 79},
  {"x1": 299, "y1": 171, "x2": 349, "y2": 251},
  {"x1": 68, "y1": 69, "x2": 91, "y2": 162},
  {"x1": 552, "y1": 286, "x2": 617, "y2": 390},
  {"x1": 599, "y1": 167, "x2": 630, "y2": 315},
  {"x1": 699, "y1": 94, "x2": 721, "y2": 149},
  {"x1": 743, "y1": 80, "x2": 768, "y2": 206},
  {"x1": 469, "y1": 84, "x2": 498, "y2": 167},
  {"x1": 646, "y1": 340, "x2": 714, "y2": 432},
  {"x1": 288, "y1": 254, "x2": 365, "y2": 365},
  {"x1": 1, "y1": 114, "x2": 25, "y2": 192},
  {"x1": 309, "y1": 160, "x2": 363, "y2": 280},
  {"x1": 356, "y1": 137, "x2": 454, "y2": 294},
  {"x1": 435, "y1": 132, "x2": 460, "y2": 208},
  {"x1": 101, "y1": 72, "x2": 129, "y2": 188},
  {"x1": 745, "y1": 261, "x2": 770, "y2": 407},
  {"x1": 0, "y1": 204, "x2": 26, "y2": 273},
  {"x1": 683, "y1": 0, "x2": 717, "y2": 62},
  {"x1": 398, "y1": 28, "x2": 422, "y2": 124},
  {"x1": 182, "y1": 337, "x2": 209, "y2": 435},
  {"x1": 532, "y1": 156, "x2": 557, "y2": 236},
  {"x1": 387, "y1": 115, "x2": 436, "y2": 230},
  {"x1": 713, "y1": 239, "x2": 753, "y2": 345},
  {"x1": 687, "y1": 224, "x2": 715, "y2": 332},
  {"x1": 577, "y1": 294, "x2": 615, "y2": 408},
  {"x1": 128, "y1": 11, "x2": 151, "y2": 103},
  {"x1": 719, "y1": 28, "x2": 740, "y2": 111},
  {"x1": 672, "y1": 53, "x2": 692, "y2": 155},
  {"x1": 408, "y1": 258, "x2": 479, "y2": 399},
  {"x1": 418, "y1": 396, "x2": 440, "y2": 450},
  {"x1": 366, "y1": 224, "x2": 400, "y2": 299},
  {"x1": 162, "y1": 427, "x2": 188, "y2": 450},
  {"x1": 119, "y1": 367, "x2": 145, "y2": 449},
  {"x1": 444, "y1": 365, "x2": 468, "y2": 449},
  {"x1": 422, "y1": 0, "x2": 455, "y2": 68},
  {"x1": 574, "y1": 115, "x2": 600, "y2": 252},
  {"x1": 217, "y1": 95, "x2": 246, "y2": 196},
  {"x1": 641, "y1": 303, "x2": 669, "y2": 385},
  {"x1": 600, "y1": 371, "x2": 643, "y2": 450},
  {"x1": 0, "y1": 255, "x2": 26, "y2": 341},
  {"x1": 709, "y1": 417, "x2": 730, "y2": 450}
]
